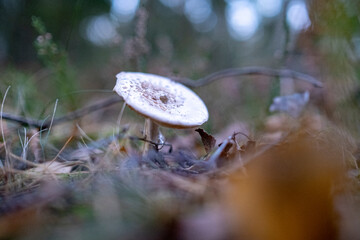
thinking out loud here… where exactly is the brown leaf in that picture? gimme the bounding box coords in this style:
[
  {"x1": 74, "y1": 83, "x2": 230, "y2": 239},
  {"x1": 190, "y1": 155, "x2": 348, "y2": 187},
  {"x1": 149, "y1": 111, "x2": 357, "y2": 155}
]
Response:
[
  {"x1": 195, "y1": 128, "x2": 216, "y2": 154},
  {"x1": 226, "y1": 130, "x2": 345, "y2": 240},
  {"x1": 218, "y1": 141, "x2": 234, "y2": 160}
]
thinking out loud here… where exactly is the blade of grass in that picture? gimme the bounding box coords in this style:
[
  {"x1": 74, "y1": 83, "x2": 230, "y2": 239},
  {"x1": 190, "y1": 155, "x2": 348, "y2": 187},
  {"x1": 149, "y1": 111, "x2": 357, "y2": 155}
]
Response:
[
  {"x1": 40, "y1": 99, "x2": 58, "y2": 159},
  {"x1": 50, "y1": 135, "x2": 74, "y2": 163}
]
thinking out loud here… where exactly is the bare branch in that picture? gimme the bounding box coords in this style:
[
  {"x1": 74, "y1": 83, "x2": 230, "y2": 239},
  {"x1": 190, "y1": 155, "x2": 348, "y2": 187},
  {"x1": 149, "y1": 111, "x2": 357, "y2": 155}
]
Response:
[
  {"x1": 0, "y1": 66, "x2": 322, "y2": 130},
  {"x1": 1, "y1": 95, "x2": 123, "y2": 129},
  {"x1": 172, "y1": 67, "x2": 323, "y2": 88},
  {"x1": 50, "y1": 95, "x2": 123, "y2": 128},
  {"x1": 1, "y1": 112, "x2": 43, "y2": 129}
]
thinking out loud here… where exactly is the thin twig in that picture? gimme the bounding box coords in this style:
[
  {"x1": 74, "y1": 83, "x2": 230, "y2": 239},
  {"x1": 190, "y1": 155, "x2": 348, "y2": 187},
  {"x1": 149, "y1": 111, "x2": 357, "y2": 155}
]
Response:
[
  {"x1": 1, "y1": 112, "x2": 43, "y2": 128},
  {"x1": 76, "y1": 123, "x2": 94, "y2": 143},
  {"x1": 50, "y1": 136, "x2": 74, "y2": 163},
  {"x1": 1, "y1": 95, "x2": 123, "y2": 129},
  {"x1": 233, "y1": 131, "x2": 252, "y2": 141},
  {"x1": 50, "y1": 95, "x2": 122, "y2": 127},
  {"x1": 8, "y1": 152, "x2": 40, "y2": 168},
  {"x1": 172, "y1": 66, "x2": 323, "y2": 88},
  {"x1": 129, "y1": 136, "x2": 173, "y2": 153}
]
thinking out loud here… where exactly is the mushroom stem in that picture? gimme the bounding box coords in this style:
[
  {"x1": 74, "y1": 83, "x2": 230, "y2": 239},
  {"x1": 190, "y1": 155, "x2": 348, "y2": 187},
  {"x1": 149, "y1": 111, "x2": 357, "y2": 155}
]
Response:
[{"x1": 143, "y1": 118, "x2": 160, "y2": 153}]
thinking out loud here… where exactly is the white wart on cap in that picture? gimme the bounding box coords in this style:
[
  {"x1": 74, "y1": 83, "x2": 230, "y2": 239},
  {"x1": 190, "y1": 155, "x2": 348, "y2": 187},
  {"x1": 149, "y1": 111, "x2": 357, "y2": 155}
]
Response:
[{"x1": 114, "y1": 72, "x2": 208, "y2": 128}]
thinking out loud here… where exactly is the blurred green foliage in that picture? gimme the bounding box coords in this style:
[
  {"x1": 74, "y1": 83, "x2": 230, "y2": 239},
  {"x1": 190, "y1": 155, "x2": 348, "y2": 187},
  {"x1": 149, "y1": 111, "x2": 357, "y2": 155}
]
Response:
[
  {"x1": 32, "y1": 16, "x2": 78, "y2": 111},
  {"x1": 0, "y1": 69, "x2": 44, "y2": 116}
]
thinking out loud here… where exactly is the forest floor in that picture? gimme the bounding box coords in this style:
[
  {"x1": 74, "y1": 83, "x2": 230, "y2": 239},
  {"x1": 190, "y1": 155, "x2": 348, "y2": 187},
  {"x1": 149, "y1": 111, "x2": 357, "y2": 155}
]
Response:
[{"x1": 0, "y1": 99, "x2": 360, "y2": 240}]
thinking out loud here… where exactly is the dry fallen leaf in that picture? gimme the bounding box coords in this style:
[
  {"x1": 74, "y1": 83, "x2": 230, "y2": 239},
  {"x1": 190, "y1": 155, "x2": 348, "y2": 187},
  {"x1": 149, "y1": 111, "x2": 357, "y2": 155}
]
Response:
[
  {"x1": 195, "y1": 128, "x2": 216, "y2": 154},
  {"x1": 225, "y1": 129, "x2": 345, "y2": 240}
]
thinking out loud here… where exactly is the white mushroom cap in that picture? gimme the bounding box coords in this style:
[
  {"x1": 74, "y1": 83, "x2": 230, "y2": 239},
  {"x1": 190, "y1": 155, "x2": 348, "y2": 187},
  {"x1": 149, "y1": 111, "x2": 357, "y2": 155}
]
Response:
[{"x1": 114, "y1": 72, "x2": 209, "y2": 128}]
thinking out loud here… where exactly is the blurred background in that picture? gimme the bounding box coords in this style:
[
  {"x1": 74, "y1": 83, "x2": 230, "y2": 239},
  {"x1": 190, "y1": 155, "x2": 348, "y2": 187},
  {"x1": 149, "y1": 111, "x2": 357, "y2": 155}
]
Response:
[
  {"x1": 0, "y1": 0, "x2": 359, "y2": 134},
  {"x1": 1, "y1": 2, "x2": 360, "y2": 239}
]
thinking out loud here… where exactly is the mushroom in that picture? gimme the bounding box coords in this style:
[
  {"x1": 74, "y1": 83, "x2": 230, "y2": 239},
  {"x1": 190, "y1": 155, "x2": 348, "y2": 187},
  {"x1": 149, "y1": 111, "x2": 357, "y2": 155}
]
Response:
[{"x1": 113, "y1": 72, "x2": 209, "y2": 151}]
